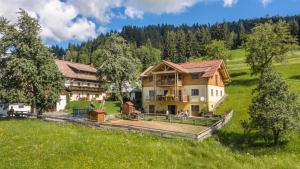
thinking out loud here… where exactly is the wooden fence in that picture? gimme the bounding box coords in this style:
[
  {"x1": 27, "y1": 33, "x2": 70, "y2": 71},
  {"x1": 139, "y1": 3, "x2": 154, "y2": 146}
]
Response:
[{"x1": 3, "y1": 110, "x2": 233, "y2": 141}]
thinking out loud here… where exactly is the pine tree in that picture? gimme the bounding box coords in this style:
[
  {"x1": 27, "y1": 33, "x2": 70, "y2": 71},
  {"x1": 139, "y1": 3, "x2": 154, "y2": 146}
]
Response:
[
  {"x1": 289, "y1": 19, "x2": 300, "y2": 42},
  {"x1": 195, "y1": 28, "x2": 211, "y2": 56},
  {"x1": 176, "y1": 30, "x2": 186, "y2": 63},
  {"x1": 186, "y1": 30, "x2": 198, "y2": 58},
  {"x1": 164, "y1": 31, "x2": 177, "y2": 61}
]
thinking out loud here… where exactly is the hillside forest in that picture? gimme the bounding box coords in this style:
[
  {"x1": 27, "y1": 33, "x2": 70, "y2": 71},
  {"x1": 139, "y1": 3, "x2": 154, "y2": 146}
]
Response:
[{"x1": 51, "y1": 14, "x2": 300, "y2": 69}]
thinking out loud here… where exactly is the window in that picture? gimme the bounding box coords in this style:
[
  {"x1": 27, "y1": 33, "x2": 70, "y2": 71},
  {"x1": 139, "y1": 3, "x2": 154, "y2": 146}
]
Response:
[
  {"x1": 18, "y1": 105, "x2": 24, "y2": 109},
  {"x1": 148, "y1": 76, "x2": 153, "y2": 82},
  {"x1": 216, "y1": 90, "x2": 219, "y2": 97},
  {"x1": 211, "y1": 89, "x2": 214, "y2": 96},
  {"x1": 70, "y1": 82, "x2": 73, "y2": 86},
  {"x1": 221, "y1": 90, "x2": 223, "y2": 96},
  {"x1": 191, "y1": 74, "x2": 199, "y2": 80},
  {"x1": 77, "y1": 82, "x2": 80, "y2": 86},
  {"x1": 95, "y1": 94, "x2": 99, "y2": 98},
  {"x1": 95, "y1": 84, "x2": 98, "y2": 87},
  {"x1": 191, "y1": 89, "x2": 199, "y2": 96},
  {"x1": 191, "y1": 105, "x2": 200, "y2": 112},
  {"x1": 149, "y1": 90, "x2": 155, "y2": 97},
  {"x1": 70, "y1": 93, "x2": 73, "y2": 97},
  {"x1": 87, "y1": 83, "x2": 90, "y2": 87}
]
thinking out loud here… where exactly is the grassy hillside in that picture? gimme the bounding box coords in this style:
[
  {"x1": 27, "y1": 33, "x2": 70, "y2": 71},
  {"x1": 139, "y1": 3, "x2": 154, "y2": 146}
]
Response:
[
  {"x1": 228, "y1": 49, "x2": 300, "y2": 70},
  {"x1": 1, "y1": 50, "x2": 300, "y2": 168}
]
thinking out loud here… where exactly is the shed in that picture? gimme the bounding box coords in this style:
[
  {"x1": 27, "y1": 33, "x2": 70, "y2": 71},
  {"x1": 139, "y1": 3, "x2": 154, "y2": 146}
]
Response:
[
  {"x1": 121, "y1": 101, "x2": 135, "y2": 115},
  {"x1": 88, "y1": 109, "x2": 106, "y2": 122}
]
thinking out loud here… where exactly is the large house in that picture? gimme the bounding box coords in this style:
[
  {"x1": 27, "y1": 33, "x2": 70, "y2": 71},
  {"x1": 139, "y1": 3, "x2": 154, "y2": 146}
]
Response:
[
  {"x1": 55, "y1": 60, "x2": 105, "y2": 111},
  {"x1": 140, "y1": 60, "x2": 230, "y2": 116}
]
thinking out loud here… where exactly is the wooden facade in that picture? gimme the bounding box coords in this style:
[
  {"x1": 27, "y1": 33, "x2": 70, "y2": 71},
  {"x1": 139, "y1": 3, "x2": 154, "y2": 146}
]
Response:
[{"x1": 141, "y1": 60, "x2": 230, "y2": 116}]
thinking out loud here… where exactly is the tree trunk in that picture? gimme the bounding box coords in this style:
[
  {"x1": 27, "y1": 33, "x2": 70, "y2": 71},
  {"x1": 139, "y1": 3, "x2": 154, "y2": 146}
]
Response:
[
  {"x1": 273, "y1": 129, "x2": 280, "y2": 146},
  {"x1": 119, "y1": 83, "x2": 123, "y2": 113},
  {"x1": 31, "y1": 104, "x2": 37, "y2": 115}
]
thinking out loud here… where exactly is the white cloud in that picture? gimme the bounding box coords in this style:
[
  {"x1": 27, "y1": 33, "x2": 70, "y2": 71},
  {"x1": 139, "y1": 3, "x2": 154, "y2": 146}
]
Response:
[
  {"x1": 261, "y1": 0, "x2": 272, "y2": 7},
  {"x1": 223, "y1": 0, "x2": 237, "y2": 7},
  {"x1": 123, "y1": 0, "x2": 199, "y2": 18},
  {"x1": 0, "y1": 0, "x2": 244, "y2": 42}
]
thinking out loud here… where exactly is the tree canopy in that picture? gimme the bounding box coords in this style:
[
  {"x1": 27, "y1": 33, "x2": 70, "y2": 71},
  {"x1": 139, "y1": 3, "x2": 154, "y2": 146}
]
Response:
[
  {"x1": 96, "y1": 34, "x2": 140, "y2": 104},
  {"x1": 204, "y1": 40, "x2": 231, "y2": 61},
  {"x1": 246, "y1": 69, "x2": 300, "y2": 145},
  {"x1": 244, "y1": 20, "x2": 297, "y2": 75},
  {"x1": 0, "y1": 9, "x2": 64, "y2": 114}
]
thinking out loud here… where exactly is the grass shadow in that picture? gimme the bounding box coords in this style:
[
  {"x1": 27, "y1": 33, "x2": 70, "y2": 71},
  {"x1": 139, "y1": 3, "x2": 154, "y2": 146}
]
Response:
[
  {"x1": 215, "y1": 130, "x2": 288, "y2": 156},
  {"x1": 229, "y1": 78, "x2": 258, "y2": 87},
  {"x1": 289, "y1": 75, "x2": 300, "y2": 80},
  {"x1": 230, "y1": 72, "x2": 248, "y2": 78}
]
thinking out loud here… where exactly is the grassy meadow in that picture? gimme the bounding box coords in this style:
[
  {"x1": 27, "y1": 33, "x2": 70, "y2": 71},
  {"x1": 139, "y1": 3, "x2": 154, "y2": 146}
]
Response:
[{"x1": 1, "y1": 49, "x2": 300, "y2": 168}]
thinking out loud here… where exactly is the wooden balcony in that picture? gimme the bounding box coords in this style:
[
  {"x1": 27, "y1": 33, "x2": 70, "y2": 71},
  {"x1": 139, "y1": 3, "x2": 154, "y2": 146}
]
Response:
[
  {"x1": 156, "y1": 95, "x2": 189, "y2": 102},
  {"x1": 156, "y1": 79, "x2": 182, "y2": 86},
  {"x1": 68, "y1": 86, "x2": 99, "y2": 92}
]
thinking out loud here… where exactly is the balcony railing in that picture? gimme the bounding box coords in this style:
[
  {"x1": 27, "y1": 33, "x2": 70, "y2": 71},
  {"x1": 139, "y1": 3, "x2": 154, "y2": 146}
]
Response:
[
  {"x1": 68, "y1": 86, "x2": 99, "y2": 92},
  {"x1": 155, "y1": 95, "x2": 189, "y2": 102},
  {"x1": 156, "y1": 79, "x2": 182, "y2": 86}
]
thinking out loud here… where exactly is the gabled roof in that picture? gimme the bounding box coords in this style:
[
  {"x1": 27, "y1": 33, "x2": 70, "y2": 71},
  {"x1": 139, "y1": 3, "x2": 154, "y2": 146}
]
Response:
[
  {"x1": 141, "y1": 59, "x2": 230, "y2": 82},
  {"x1": 55, "y1": 60, "x2": 98, "y2": 81}
]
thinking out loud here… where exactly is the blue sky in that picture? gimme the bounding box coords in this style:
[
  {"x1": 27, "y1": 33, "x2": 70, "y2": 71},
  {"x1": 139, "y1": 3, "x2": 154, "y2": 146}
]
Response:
[
  {"x1": 1, "y1": 0, "x2": 299, "y2": 48},
  {"x1": 107, "y1": 0, "x2": 300, "y2": 30}
]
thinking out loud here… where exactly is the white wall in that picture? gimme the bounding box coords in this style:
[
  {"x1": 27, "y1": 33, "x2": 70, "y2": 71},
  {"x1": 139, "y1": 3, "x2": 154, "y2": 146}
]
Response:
[
  {"x1": 207, "y1": 85, "x2": 225, "y2": 111},
  {"x1": 56, "y1": 95, "x2": 67, "y2": 111}
]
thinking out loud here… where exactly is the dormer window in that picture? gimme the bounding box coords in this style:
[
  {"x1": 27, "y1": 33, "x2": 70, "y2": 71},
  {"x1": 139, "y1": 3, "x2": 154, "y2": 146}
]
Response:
[{"x1": 191, "y1": 74, "x2": 199, "y2": 80}]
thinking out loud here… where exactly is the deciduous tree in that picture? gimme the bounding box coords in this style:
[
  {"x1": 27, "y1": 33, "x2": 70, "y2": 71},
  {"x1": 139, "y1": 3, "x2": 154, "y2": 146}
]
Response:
[
  {"x1": 244, "y1": 20, "x2": 297, "y2": 75},
  {"x1": 96, "y1": 33, "x2": 140, "y2": 105},
  {"x1": 0, "y1": 9, "x2": 64, "y2": 114},
  {"x1": 204, "y1": 40, "x2": 231, "y2": 61},
  {"x1": 246, "y1": 69, "x2": 300, "y2": 145}
]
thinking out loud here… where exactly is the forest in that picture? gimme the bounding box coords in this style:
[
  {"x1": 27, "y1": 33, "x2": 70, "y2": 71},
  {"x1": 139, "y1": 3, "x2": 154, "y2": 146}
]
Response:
[{"x1": 51, "y1": 14, "x2": 300, "y2": 68}]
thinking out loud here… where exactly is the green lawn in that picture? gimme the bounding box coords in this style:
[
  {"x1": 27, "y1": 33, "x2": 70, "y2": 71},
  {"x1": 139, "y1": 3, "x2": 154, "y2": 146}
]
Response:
[
  {"x1": 67, "y1": 100, "x2": 120, "y2": 115},
  {"x1": 1, "y1": 50, "x2": 300, "y2": 168}
]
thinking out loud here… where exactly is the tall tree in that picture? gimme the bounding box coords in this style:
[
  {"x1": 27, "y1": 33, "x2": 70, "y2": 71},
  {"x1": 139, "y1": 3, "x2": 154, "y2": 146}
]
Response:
[
  {"x1": 237, "y1": 21, "x2": 246, "y2": 47},
  {"x1": 163, "y1": 31, "x2": 177, "y2": 62},
  {"x1": 0, "y1": 9, "x2": 64, "y2": 114},
  {"x1": 185, "y1": 30, "x2": 198, "y2": 58},
  {"x1": 136, "y1": 39, "x2": 161, "y2": 70},
  {"x1": 176, "y1": 30, "x2": 186, "y2": 63},
  {"x1": 96, "y1": 33, "x2": 140, "y2": 105},
  {"x1": 65, "y1": 44, "x2": 78, "y2": 61},
  {"x1": 289, "y1": 19, "x2": 300, "y2": 42},
  {"x1": 195, "y1": 27, "x2": 211, "y2": 56},
  {"x1": 244, "y1": 20, "x2": 297, "y2": 75},
  {"x1": 246, "y1": 69, "x2": 300, "y2": 145},
  {"x1": 204, "y1": 40, "x2": 231, "y2": 61}
]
